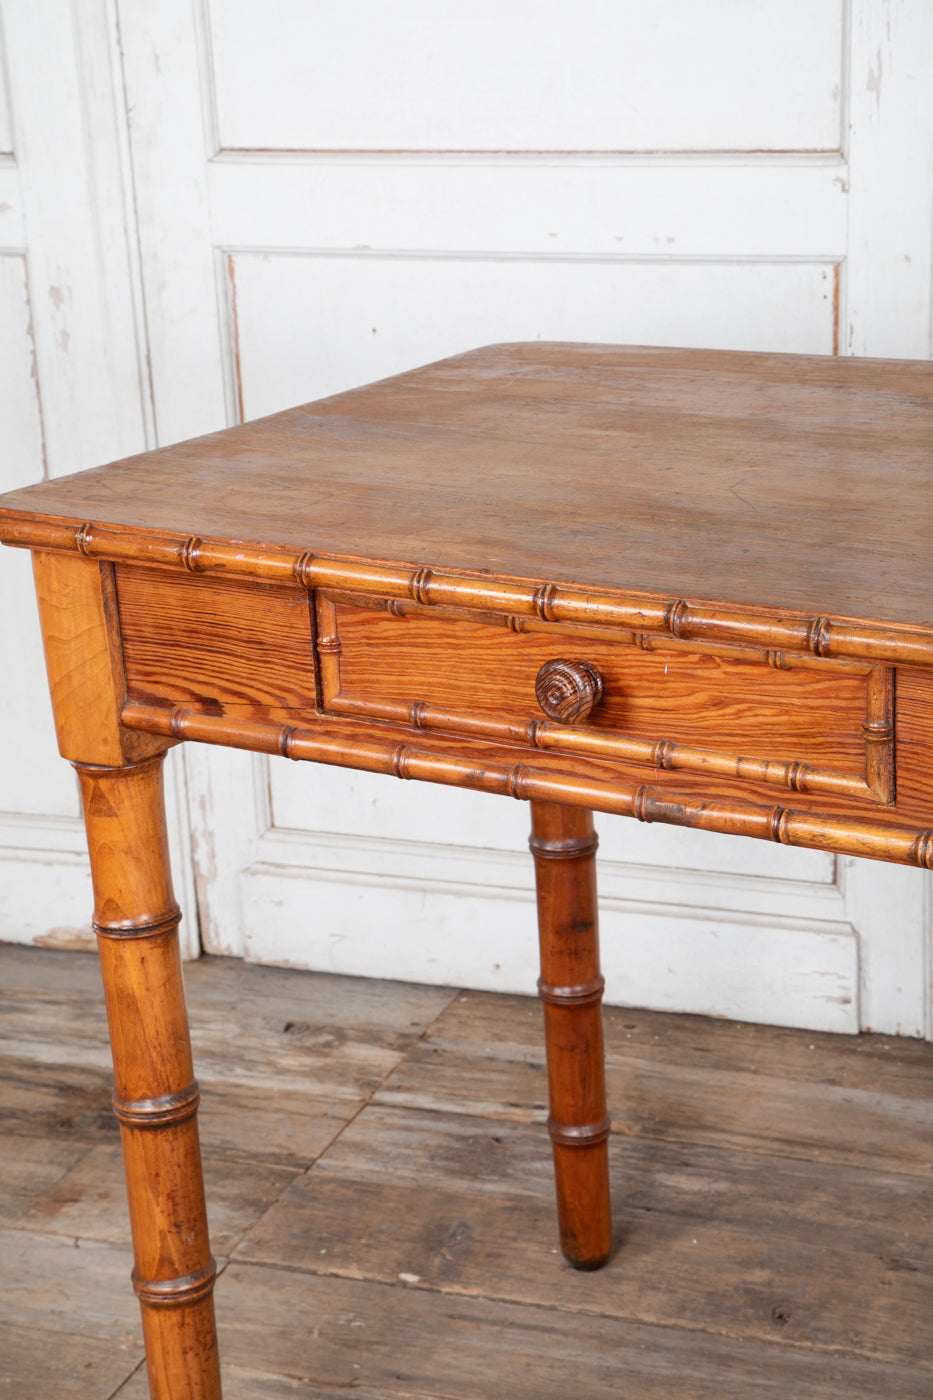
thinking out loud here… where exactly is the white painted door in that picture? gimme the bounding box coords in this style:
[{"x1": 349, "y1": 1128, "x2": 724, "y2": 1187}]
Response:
[
  {"x1": 2, "y1": 3, "x2": 931, "y2": 1036},
  {"x1": 119, "y1": 0, "x2": 933, "y2": 1036},
  {"x1": 0, "y1": 1, "x2": 198, "y2": 956}
]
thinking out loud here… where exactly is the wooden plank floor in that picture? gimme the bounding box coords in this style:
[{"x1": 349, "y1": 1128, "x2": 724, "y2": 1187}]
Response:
[{"x1": 2, "y1": 944, "x2": 933, "y2": 1398}]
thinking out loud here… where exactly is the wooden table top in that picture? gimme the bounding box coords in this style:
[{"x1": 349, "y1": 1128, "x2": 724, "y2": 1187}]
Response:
[{"x1": 2, "y1": 342, "x2": 932, "y2": 635}]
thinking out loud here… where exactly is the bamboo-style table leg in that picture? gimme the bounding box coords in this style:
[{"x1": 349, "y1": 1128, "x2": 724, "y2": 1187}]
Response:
[
  {"x1": 530, "y1": 800, "x2": 612, "y2": 1269},
  {"x1": 76, "y1": 754, "x2": 222, "y2": 1400}
]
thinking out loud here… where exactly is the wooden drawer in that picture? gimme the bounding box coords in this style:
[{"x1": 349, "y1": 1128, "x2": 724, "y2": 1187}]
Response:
[
  {"x1": 317, "y1": 593, "x2": 895, "y2": 807},
  {"x1": 116, "y1": 565, "x2": 317, "y2": 718},
  {"x1": 114, "y1": 564, "x2": 899, "y2": 814}
]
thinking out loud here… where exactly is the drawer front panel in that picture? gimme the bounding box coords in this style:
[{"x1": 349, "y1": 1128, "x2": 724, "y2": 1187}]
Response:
[
  {"x1": 117, "y1": 565, "x2": 316, "y2": 718},
  {"x1": 320, "y1": 596, "x2": 893, "y2": 805},
  {"x1": 112, "y1": 566, "x2": 903, "y2": 816}
]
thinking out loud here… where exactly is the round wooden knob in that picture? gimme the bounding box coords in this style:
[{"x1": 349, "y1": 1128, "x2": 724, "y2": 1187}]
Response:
[{"x1": 535, "y1": 658, "x2": 604, "y2": 724}]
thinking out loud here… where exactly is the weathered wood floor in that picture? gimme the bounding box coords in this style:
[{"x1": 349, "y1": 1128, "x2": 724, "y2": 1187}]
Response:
[{"x1": 2, "y1": 944, "x2": 932, "y2": 1398}]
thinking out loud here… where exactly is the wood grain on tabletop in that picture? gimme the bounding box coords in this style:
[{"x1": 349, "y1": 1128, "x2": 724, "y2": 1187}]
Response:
[{"x1": 2, "y1": 342, "x2": 932, "y2": 630}]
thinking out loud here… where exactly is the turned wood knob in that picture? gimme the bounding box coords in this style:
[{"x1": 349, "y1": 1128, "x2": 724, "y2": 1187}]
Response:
[{"x1": 535, "y1": 658, "x2": 604, "y2": 724}]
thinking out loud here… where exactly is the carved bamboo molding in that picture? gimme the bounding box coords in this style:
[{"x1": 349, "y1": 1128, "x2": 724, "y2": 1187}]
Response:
[
  {"x1": 4, "y1": 516, "x2": 933, "y2": 668},
  {"x1": 122, "y1": 702, "x2": 933, "y2": 871}
]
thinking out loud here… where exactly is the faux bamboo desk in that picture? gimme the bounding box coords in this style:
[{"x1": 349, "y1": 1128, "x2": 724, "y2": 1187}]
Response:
[{"x1": 3, "y1": 342, "x2": 933, "y2": 1398}]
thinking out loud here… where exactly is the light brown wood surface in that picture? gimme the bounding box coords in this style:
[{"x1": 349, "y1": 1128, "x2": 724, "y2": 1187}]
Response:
[
  {"x1": 6, "y1": 344, "x2": 933, "y2": 859},
  {"x1": 530, "y1": 802, "x2": 611, "y2": 1268},
  {"x1": 4, "y1": 343, "x2": 933, "y2": 1395},
  {"x1": 2, "y1": 343, "x2": 933, "y2": 634},
  {"x1": 31, "y1": 551, "x2": 167, "y2": 767},
  {"x1": 4, "y1": 946, "x2": 933, "y2": 1399},
  {"x1": 77, "y1": 756, "x2": 220, "y2": 1399}
]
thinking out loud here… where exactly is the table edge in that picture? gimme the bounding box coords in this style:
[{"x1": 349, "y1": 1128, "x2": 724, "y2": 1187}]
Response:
[{"x1": 4, "y1": 509, "x2": 933, "y2": 669}]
